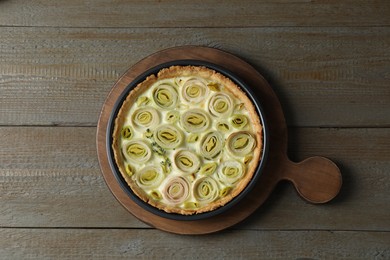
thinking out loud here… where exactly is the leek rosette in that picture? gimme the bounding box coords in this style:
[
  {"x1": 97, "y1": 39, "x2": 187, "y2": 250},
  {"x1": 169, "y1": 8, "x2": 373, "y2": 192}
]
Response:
[
  {"x1": 217, "y1": 161, "x2": 245, "y2": 185},
  {"x1": 174, "y1": 150, "x2": 200, "y2": 174},
  {"x1": 154, "y1": 124, "x2": 183, "y2": 149},
  {"x1": 208, "y1": 93, "x2": 234, "y2": 118},
  {"x1": 136, "y1": 166, "x2": 164, "y2": 190},
  {"x1": 162, "y1": 176, "x2": 190, "y2": 205},
  {"x1": 131, "y1": 107, "x2": 160, "y2": 129},
  {"x1": 227, "y1": 131, "x2": 256, "y2": 157},
  {"x1": 193, "y1": 176, "x2": 219, "y2": 204},
  {"x1": 152, "y1": 83, "x2": 178, "y2": 109},
  {"x1": 182, "y1": 77, "x2": 209, "y2": 104},
  {"x1": 231, "y1": 114, "x2": 248, "y2": 129},
  {"x1": 199, "y1": 131, "x2": 224, "y2": 159},
  {"x1": 180, "y1": 108, "x2": 210, "y2": 133},
  {"x1": 122, "y1": 140, "x2": 152, "y2": 164}
]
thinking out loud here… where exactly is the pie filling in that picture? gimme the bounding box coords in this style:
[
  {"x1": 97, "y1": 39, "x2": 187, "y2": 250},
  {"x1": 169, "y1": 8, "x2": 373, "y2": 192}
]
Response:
[{"x1": 112, "y1": 65, "x2": 263, "y2": 215}]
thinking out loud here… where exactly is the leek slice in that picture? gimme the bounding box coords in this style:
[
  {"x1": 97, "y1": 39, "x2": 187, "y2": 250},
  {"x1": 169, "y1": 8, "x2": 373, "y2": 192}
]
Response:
[
  {"x1": 136, "y1": 96, "x2": 150, "y2": 106},
  {"x1": 231, "y1": 114, "x2": 248, "y2": 129},
  {"x1": 186, "y1": 133, "x2": 199, "y2": 143},
  {"x1": 207, "y1": 82, "x2": 220, "y2": 92},
  {"x1": 183, "y1": 201, "x2": 199, "y2": 209},
  {"x1": 122, "y1": 140, "x2": 152, "y2": 164},
  {"x1": 131, "y1": 107, "x2": 160, "y2": 129},
  {"x1": 121, "y1": 126, "x2": 133, "y2": 140},
  {"x1": 199, "y1": 131, "x2": 224, "y2": 159},
  {"x1": 227, "y1": 131, "x2": 256, "y2": 157},
  {"x1": 243, "y1": 155, "x2": 253, "y2": 165},
  {"x1": 154, "y1": 124, "x2": 183, "y2": 149},
  {"x1": 152, "y1": 83, "x2": 178, "y2": 109},
  {"x1": 162, "y1": 176, "x2": 190, "y2": 205},
  {"x1": 217, "y1": 161, "x2": 245, "y2": 185},
  {"x1": 136, "y1": 166, "x2": 164, "y2": 190},
  {"x1": 180, "y1": 108, "x2": 210, "y2": 133},
  {"x1": 125, "y1": 164, "x2": 134, "y2": 177},
  {"x1": 182, "y1": 77, "x2": 209, "y2": 104},
  {"x1": 193, "y1": 176, "x2": 219, "y2": 204},
  {"x1": 199, "y1": 162, "x2": 217, "y2": 175},
  {"x1": 234, "y1": 103, "x2": 244, "y2": 111},
  {"x1": 219, "y1": 187, "x2": 232, "y2": 197},
  {"x1": 166, "y1": 110, "x2": 180, "y2": 123},
  {"x1": 208, "y1": 93, "x2": 233, "y2": 118},
  {"x1": 174, "y1": 150, "x2": 200, "y2": 174},
  {"x1": 150, "y1": 190, "x2": 162, "y2": 200},
  {"x1": 216, "y1": 122, "x2": 230, "y2": 133}
]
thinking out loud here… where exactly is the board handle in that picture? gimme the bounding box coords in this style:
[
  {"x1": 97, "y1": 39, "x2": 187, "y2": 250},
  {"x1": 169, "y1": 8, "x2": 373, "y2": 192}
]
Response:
[{"x1": 282, "y1": 156, "x2": 342, "y2": 203}]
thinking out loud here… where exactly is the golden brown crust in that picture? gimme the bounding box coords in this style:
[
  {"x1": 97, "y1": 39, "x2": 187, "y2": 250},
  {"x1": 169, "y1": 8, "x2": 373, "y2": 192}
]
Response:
[{"x1": 112, "y1": 65, "x2": 263, "y2": 215}]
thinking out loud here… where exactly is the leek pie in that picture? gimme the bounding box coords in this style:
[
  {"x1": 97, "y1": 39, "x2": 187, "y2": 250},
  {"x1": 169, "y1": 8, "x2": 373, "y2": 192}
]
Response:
[{"x1": 112, "y1": 65, "x2": 263, "y2": 215}]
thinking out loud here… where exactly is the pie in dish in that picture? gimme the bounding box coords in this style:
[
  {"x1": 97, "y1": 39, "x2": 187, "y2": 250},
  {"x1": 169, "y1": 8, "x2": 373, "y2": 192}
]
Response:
[{"x1": 112, "y1": 65, "x2": 263, "y2": 215}]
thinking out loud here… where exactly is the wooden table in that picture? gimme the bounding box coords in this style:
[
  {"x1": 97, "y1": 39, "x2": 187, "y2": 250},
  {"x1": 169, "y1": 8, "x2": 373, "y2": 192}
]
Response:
[{"x1": 1, "y1": 1, "x2": 389, "y2": 258}]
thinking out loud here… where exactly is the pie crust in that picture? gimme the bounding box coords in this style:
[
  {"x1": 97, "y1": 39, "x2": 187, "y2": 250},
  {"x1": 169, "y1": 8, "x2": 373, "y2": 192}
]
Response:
[{"x1": 112, "y1": 65, "x2": 263, "y2": 215}]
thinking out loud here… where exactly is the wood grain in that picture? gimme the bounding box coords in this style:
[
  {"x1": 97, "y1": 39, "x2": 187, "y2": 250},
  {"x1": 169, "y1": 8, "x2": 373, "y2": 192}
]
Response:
[
  {"x1": 0, "y1": 0, "x2": 388, "y2": 256},
  {"x1": 0, "y1": 127, "x2": 146, "y2": 227},
  {"x1": 1, "y1": 228, "x2": 389, "y2": 259},
  {"x1": 0, "y1": 0, "x2": 389, "y2": 27},
  {"x1": 1, "y1": 27, "x2": 389, "y2": 127},
  {"x1": 1, "y1": 127, "x2": 388, "y2": 231}
]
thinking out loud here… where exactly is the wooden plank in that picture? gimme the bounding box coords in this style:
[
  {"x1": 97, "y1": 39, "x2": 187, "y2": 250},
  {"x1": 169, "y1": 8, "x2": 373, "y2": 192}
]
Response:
[
  {"x1": 1, "y1": 228, "x2": 389, "y2": 259},
  {"x1": 0, "y1": 126, "x2": 147, "y2": 228},
  {"x1": 1, "y1": 127, "x2": 389, "y2": 231},
  {"x1": 0, "y1": 0, "x2": 389, "y2": 27},
  {"x1": 242, "y1": 127, "x2": 390, "y2": 231},
  {"x1": 0, "y1": 27, "x2": 389, "y2": 127}
]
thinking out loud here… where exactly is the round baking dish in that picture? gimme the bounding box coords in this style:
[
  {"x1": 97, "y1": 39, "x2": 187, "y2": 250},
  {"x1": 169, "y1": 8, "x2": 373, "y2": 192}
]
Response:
[{"x1": 106, "y1": 60, "x2": 269, "y2": 221}]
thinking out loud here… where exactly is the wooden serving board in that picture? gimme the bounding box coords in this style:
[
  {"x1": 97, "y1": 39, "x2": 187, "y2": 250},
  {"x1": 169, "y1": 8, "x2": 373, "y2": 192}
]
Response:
[{"x1": 96, "y1": 46, "x2": 342, "y2": 234}]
